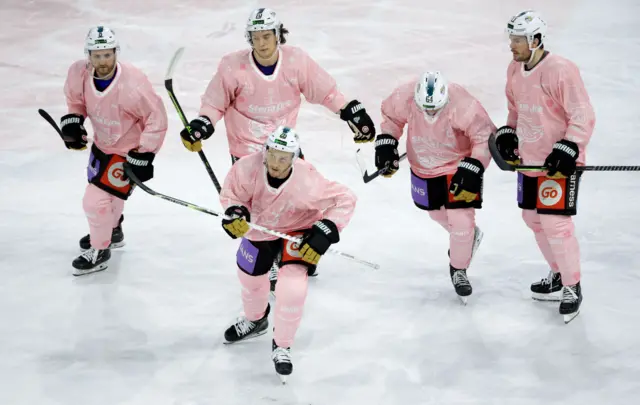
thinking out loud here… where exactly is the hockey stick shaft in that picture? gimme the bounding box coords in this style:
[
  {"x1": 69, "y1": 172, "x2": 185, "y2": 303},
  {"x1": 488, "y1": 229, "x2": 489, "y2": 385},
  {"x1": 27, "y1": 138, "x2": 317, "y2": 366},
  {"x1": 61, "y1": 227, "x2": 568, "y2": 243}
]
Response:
[
  {"x1": 356, "y1": 149, "x2": 408, "y2": 183},
  {"x1": 488, "y1": 134, "x2": 640, "y2": 172},
  {"x1": 38, "y1": 108, "x2": 74, "y2": 143},
  {"x1": 124, "y1": 166, "x2": 380, "y2": 270},
  {"x1": 165, "y1": 47, "x2": 222, "y2": 193}
]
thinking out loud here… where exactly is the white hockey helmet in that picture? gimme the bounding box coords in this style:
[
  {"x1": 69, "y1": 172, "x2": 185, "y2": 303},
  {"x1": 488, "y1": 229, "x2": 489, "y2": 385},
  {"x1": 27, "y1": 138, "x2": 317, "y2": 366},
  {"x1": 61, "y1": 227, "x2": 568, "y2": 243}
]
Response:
[
  {"x1": 84, "y1": 25, "x2": 120, "y2": 55},
  {"x1": 265, "y1": 126, "x2": 301, "y2": 160},
  {"x1": 414, "y1": 71, "x2": 449, "y2": 111},
  {"x1": 506, "y1": 10, "x2": 547, "y2": 50},
  {"x1": 245, "y1": 7, "x2": 282, "y2": 45}
]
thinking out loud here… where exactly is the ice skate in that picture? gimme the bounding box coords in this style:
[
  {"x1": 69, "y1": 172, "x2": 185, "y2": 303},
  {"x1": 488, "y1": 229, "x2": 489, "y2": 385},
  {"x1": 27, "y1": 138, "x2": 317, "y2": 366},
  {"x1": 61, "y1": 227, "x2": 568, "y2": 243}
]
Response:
[
  {"x1": 223, "y1": 304, "x2": 270, "y2": 344},
  {"x1": 559, "y1": 283, "x2": 582, "y2": 324},
  {"x1": 271, "y1": 339, "x2": 293, "y2": 384},
  {"x1": 531, "y1": 270, "x2": 563, "y2": 301},
  {"x1": 72, "y1": 247, "x2": 111, "y2": 276},
  {"x1": 79, "y1": 215, "x2": 125, "y2": 251},
  {"x1": 450, "y1": 266, "x2": 472, "y2": 304}
]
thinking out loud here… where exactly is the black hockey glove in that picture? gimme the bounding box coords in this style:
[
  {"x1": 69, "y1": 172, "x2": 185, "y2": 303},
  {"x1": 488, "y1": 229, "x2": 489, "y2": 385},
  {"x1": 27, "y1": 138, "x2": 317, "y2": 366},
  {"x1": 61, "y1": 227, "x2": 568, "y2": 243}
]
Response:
[
  {"x1": 449, "y1": 157, "x2": 484, "y2": 203},
  {"x1": 180, "y1": 116, "x2": 214, "y2": 152},
  {"x1": 374, "y1": 134, "x2": 400, "y2": 178},
  {"x1": 60, "y1": 113, "x2": 88, "y2": 150},
  {"x1": 544, "y1": 139, "x2": 579, "y2": 179},
  {"x1": 339, "y1": 99, "x2": 376, "y2": 143},
  {"x1": 125, "y1": 150, "x2": 155, "y2": 183},
  {"x1": 222, "y1": 205, "x2": 250, "y2": 239},
  {"x1": 494, "y1": 125, "x2": 520, "y2": 164},
  {"x1": 299, "y1": 219, "x2": 340, "y2": 265}
]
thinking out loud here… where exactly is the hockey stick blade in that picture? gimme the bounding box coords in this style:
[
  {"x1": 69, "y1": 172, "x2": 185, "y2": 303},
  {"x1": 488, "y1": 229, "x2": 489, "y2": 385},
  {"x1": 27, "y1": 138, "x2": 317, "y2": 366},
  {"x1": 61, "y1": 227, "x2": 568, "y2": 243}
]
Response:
[
  {"x1": 165, "y1": 47, "x2": 185, "y2": 82},
  {"x1": 124, "y1": 166, "x2": 380, "y2": 270}
]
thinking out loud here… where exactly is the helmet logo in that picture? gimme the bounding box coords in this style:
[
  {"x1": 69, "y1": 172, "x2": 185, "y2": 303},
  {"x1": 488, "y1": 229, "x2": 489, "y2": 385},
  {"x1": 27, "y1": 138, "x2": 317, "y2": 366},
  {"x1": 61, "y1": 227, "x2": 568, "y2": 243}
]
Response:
[
  {"x1": 97, "y1": 26, "x2": 104, "y2": 38},
  {"x1": 525, "y1": 15, "x2": 533, "y2": 22},
  {"x1": 255, "y1": 8, "x2": 264, "y2": 19}
]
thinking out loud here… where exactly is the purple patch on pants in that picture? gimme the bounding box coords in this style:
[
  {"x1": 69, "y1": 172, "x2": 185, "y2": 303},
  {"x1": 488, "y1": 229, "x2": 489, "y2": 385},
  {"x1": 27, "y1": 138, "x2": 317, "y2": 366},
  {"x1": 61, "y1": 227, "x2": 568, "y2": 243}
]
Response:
[
  {"x1": 411, "y1": 172, "x2": 429, "y2": 207},
  {"x1": 237, "y1": 238, "x2": 259, "y2": 274},
  {"x1": 517, "y1": 172, "x2": 524, "y2": 204},
  {"x1": 87, "y1": 152, "x2": 100, "y2": 182}
]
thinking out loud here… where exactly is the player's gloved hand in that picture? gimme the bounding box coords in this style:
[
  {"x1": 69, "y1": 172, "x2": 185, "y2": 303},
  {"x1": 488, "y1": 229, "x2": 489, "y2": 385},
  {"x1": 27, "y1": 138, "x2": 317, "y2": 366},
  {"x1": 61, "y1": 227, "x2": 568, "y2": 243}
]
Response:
[
  {"x1": 299, "y1": 219, "x2": 340, "y2": 265},
  {"x1": 180, "y1": 116, "x2": 214, "y2": 152},
  {"x1": 125, "y1": 149, "x2": 155, "y2": 183},
  {"x1": 339, "y1": 99, "x2": 376, "y2": 143},
  {"x1": 449, "y1": 157, "x2": 484, "y2": 203},
  {"x1": 544, "y1": 139, "x2": 579, "y2": 179},
  {"x1": 222, "y1": 205, "x2": 250, "y2": 239},
  {"x1": 60, "y1": 113, "x2": 88, "y2": 150},
  {"x1": 494, "y1": 125, "x2": 520, "y2": 165},
  {"x1": 374, "y1": 134, "x2": 400, "y2": 178}
]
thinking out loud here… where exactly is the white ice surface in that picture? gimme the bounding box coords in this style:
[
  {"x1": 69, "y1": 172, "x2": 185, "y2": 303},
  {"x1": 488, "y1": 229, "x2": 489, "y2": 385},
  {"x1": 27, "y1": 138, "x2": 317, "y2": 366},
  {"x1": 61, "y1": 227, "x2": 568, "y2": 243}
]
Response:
[{"x1": 1, "y1": 0, "x2": 640, "y2": 404}]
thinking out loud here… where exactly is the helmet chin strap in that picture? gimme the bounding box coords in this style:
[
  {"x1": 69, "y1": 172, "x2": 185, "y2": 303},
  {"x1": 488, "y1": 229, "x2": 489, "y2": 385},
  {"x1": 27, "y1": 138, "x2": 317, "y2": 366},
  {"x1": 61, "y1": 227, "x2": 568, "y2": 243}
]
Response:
[{"x1": 527, "y1": 41, "x2": 543, "y2": 65}]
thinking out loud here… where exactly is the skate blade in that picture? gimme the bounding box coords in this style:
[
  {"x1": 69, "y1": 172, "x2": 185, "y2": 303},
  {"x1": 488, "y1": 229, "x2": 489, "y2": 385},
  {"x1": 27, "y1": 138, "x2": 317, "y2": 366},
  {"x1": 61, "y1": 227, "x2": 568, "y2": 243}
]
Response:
[
  {"x1": 223, "y1": 328, "x2": 268, "y2": 345},
  {"x1": 72, "y1": 263, "x2": 108, "y2": 276},
  {"x1": 563, "y1": 310, "x2": 580, "y2": 324},
  {"x1": 532, "y1": 291, "x2": 562, "y2": 301},
  {"x1": 457, "y1": 295, "x2": 468, "y2": 305},
  {"x1": 278, "y1": 374, "x2": 288, "y2": 384}
]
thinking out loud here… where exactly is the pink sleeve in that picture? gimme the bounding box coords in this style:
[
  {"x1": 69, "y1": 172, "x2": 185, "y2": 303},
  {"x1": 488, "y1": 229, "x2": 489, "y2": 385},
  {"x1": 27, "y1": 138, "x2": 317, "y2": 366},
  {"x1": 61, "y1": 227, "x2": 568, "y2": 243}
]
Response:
[
  {"x1": 505, "y1": 63, "x2": 518, "y2": 128},
  {"x1": 550, "y1": 63, "x2": 596, "y2": 151},
  {"x1": 128, "y1": 79, "x2": 168, "y2": 154},
  {"x1": 312, "y1": 169, "x2": 357, "y2": 232},
  {"x1": 297, "y1": 49, "x2": 347, "y2": 113},
  {"x1": 199, "y1": 56, "x2": 238, "y2": 124},
  {"x1": 456, "y1": 88, "x2": 496, "y2": 168},
  {"x1": 63, "y1": 61, "x2": 87, "y2": 116},
  {"x1": 380, "y1": 82, "x2": 412, "y2": 139},
  {"x1": 220, "y1": 160, "x2": 253, "y2": 211}
]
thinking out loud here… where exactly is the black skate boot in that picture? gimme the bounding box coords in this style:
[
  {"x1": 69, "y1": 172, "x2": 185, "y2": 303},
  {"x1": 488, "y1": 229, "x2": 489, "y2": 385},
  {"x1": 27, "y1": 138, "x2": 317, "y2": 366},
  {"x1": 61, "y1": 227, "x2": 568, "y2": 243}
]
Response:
[
  {"x1": 72, "y1": 247, "x2": 111, "y2": 276},
  {"x1": 450, "y1": 265, "x2": 472, "y2": 304},
  {"x1": 223, "y1": 304, "x2": 270, "y2": 344},
  {"x1": 79, "y1": 215, "x2": 125, "y2": 250},
  {"x1": 531, "y1": 270, "x2": 563, "y2": 301},
  {"x1": 559, "y1": 282, "x2": 582, "y2": 324},
  {"x1": 272, "y1": 339, "x2": 293, "y2": 384}
]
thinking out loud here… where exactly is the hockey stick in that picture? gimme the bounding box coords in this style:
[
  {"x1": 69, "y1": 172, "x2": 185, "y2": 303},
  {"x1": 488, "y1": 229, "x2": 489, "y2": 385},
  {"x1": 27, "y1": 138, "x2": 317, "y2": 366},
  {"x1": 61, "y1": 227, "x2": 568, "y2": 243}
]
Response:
[
  {"x1": 124, "y1": 165, "x2": 380, "y2": 270},
  {"x1": 38, "y1": 109, "x2": 74, "y2": 142},
  {"x1": 355, "y1": 148, "x2": 408, "y2": 183},
  {"x1": 488, "y1": 134, "x2": 640, "y2": 172},
  {"x1": 165, "y1": 47, "x2": 222, "y2": 193}
]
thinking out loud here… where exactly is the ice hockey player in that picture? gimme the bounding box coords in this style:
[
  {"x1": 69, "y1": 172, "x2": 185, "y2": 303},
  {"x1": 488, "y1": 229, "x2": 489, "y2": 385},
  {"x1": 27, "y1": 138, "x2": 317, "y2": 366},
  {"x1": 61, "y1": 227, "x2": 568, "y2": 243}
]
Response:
[
  {"x1": 219, "y1": 126, "x2": 356, "y2": 382},
  {"x1": 375, "y1": 71, "x2": 495, "y2": 303},
  {"x1": 61, "y1": 26, "x2": 167, "y2": 275},
  {"x1": 179, "y1": 7, "x2": 375, "y2": 290},
  {"x1": 495, "y1": 10, "x2": 595, "y2": 323}
]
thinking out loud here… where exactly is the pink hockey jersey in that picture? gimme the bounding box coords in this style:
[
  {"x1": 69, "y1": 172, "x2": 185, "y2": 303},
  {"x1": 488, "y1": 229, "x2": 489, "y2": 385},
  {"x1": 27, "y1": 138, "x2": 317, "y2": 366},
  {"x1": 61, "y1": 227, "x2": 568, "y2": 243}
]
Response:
[
  {"x1": 220, "y1": 152, "x2": 357, "y2": 242},
  {"x1": 199, "y1": 45, "x2": 347, "y2": 157},
  {"x1": 506, "y1": 53, "x2": 595, "y2": 169},
  {"x1": 380, "y1": 81, "x2": 496, "y2": 178},
  {"x1": 64, "y1": 60, "x2": 168, "y2": 156}
]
